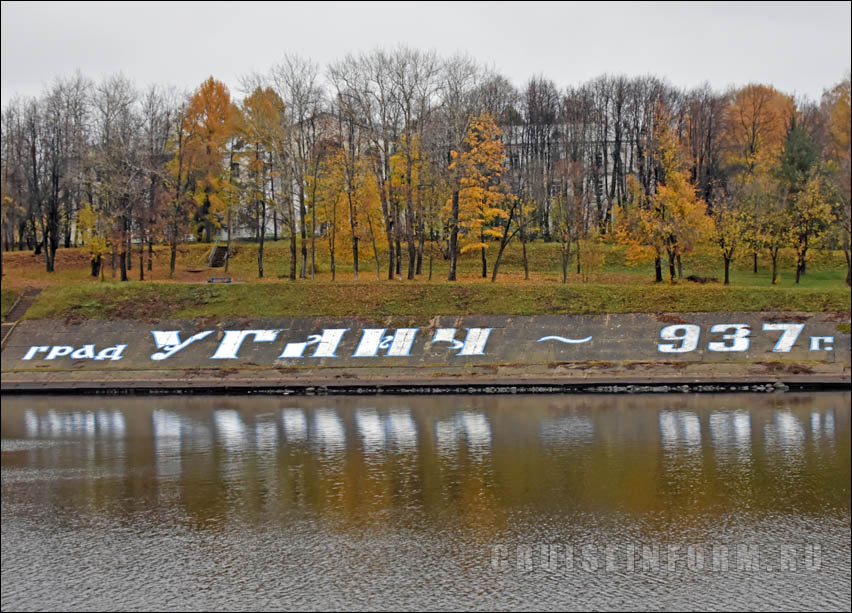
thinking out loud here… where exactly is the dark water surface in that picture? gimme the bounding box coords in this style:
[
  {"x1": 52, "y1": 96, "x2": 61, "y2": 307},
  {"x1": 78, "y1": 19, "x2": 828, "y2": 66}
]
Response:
[{"x1": 2, "y1": 393, "x2": 850, "y2": 611}]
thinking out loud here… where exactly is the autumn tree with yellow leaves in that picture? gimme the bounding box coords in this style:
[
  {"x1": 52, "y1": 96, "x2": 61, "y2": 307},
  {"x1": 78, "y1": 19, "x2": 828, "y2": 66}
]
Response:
[
  {"x1": 449, "y1": 113, "x2": 516, "y2": 279},
  {"x1": 75, "y1": 201, "x2": 110, "y2": 279},
  {"x1": 710, "y1": 197, "x2": 748, "y2": 285},
  {"x1": 238, "y1": 86, "x2": 286, "y2": 278},
  {"x1": 312, "y1": 145, "x2": 346, "y2": 280},
  {"x1": 789, "y1": 175, "x2": 834, "y2": 284},
  {"x1": 616, "y1": 114, "x2": 711, "y2": 283},
  {"x1": 721, "y1": 84, "x2": 795, "y2": 274},
  {"x1": 614, "y1": 176, "x2": 664, "y2": 280},
  {"x1": 822, "y1": 76, "x2": 851, "y2": 286},
  {"x1": 736, "y1": 172, "x2": 789, "y2": 284},
  {"x1": 2, "y1": 57, "x2": 849, "y2": 291},
  {"x1": 774, "y1": 116, "x2": 834, "y2": 284},
  {"x1": 185, "y1": 77, "x2": 237, "y2": 244},
  {"x1": 723, "y1": 84, "x2": 794, "y2": 178},
  {"x1": 163, "y1": 77, "x2": 237, "y2": 278}
]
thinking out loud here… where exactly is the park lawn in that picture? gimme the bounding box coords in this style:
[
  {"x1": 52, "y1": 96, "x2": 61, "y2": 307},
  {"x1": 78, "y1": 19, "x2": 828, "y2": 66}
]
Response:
[
  {"x1": 22, "y1": 280, "x2": 852, "y2": 321},
  {"x1": 1, "y1": 240, "x2": 849, "y2": 290},
  {"x1": 4, "y1": 240, "x2": 850, "y2": 320}
]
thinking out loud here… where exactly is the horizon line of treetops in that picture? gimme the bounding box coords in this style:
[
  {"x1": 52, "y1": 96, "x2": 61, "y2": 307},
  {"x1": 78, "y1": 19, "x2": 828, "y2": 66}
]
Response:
[{"x1": 1, "y1": 48, "x2": 850, "y2": 286}]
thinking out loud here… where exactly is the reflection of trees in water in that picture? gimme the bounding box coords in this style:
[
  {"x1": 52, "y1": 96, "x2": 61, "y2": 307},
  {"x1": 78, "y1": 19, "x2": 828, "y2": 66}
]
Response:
[{"x1": 3, "y1": 393, "x2": 849, "y2": 532}]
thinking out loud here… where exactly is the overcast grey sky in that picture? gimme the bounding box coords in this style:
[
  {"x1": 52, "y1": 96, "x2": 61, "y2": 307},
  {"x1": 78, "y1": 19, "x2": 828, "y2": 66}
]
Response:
[{"x1": 2, "y1": 1, "x2": 850, "y2": 107}]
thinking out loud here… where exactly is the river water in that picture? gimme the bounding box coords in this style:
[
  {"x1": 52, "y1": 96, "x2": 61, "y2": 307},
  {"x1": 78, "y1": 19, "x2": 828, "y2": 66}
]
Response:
[{"x1": 1, "y1": 393, "x2": 850, "y2": 611}]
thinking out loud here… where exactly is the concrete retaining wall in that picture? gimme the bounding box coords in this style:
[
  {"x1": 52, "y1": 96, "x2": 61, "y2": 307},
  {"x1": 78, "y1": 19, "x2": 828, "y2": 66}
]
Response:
[{"x1": 2, "y1": 312, "x2": 849, "y2": 393}]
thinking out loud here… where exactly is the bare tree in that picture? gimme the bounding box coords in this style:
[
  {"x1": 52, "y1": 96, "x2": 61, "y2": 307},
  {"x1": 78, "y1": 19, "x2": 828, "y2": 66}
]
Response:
[
  {"x1": 437, "y1": 53, "x2": 483, "y2": 281},
  {"x1": 91, "y1": 75, "x2": 141, "y2": 282},
  {"x1": 270, "y1": 54, "x2": 326, "y2": 279},
  {"x1": 388, "y1": 47, "x2": 441, "y2": 279}
]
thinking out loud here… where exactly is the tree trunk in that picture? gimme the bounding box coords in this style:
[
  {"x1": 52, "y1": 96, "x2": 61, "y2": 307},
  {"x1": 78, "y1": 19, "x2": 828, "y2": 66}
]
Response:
[
  {"x1": 753, "y1": 252, "x2": 758, "y2": 274},
  {"x1": 352, "y1": 236, "x2": 359, "y2": 281},
  {"x1": 299, "y1": 185, "x2": 307, "y2": 279},
  {"x1": 448, "y1": 188, "x2": 459, "y2": 281},
  {"x1": 796, "y1": 242, "x2": 808, "y2": 284},
  {"x1": 120, "y1": 246, "x2": 128, "y2": 281},
  {"x1": 385, "y1": 218, "x2": 395, "y2": 280},
  {"x1": 289, "y1": 196, "x2": 297, "y2": 280},
  {"x1": 64, "y1": 203, "x2": 73, "y2": 249},
  {"x1": 348, "y1": 191, "x2": 358, "y2": 281},
  {"x1": 382, "y1": 191, "x2": 395, "y2": 281},
  {"x1": 724, "y1": 257, "x2": 730, "y2": 285},
  {"x1": 480, "y1": 233, "x2": 487, "y2": 279},
  {"x1": 407, "y1": 234, "x2": 416, "y2": 280},
  {"x1": 395, "y1": 233, "x2": 401, "y2": 278},
  {"x1": 576, "y1": 238, "x2": 581, "y2": 274},
  {"x1": 258, "y1": 204, "x2": 266, "y2": 279},
  {"x1": 667, "y1": 250, "x2": 676, "y2": 283},
  {"x1": 519, "y1": 201, "x2": 529, "y2": 280},
  {"x1": 365, "y1": 212, "x2": 381, "y2": 282},
  {"x1": 330, "y1": 197, "x2": 337, "y2": 282},
  {"x1": 203, "y1": 195, "x2": 212, "y2": 243},
  {"x1": 676, "y1": 253, "x2": 682, "y2": 280},
  {"x1": 771, "y1": 252, "x2": 778, "y2": 285},
  {"x1": 226, "y1": 209, "x2": 232, "y2": 274},
  {"x1": 654, "y1": 256, "x2": 663, "y2": 283},
  {"x1": 42, "y1": 230, "x2": 53, "y2": 272},
  {"x1": 416, "y1": 210, "x2": 424, "y2": 275},
  {"x1": 310, "y1": 200, "x2": 316, "y2": 281},
  {"x1": 490, "y1": 205, "x2": 517, "y2": 283},
  {"x1": 491, "y1": 245, "x2": 507, "y2": 283},
  {"x1": 405, "y1": 171, "x2": 416, "y2": 281}
]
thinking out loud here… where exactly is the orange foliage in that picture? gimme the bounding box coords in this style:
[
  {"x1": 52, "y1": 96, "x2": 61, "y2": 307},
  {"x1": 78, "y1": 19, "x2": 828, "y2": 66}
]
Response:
[
  {"x1": 451, "y1": 113, "x2": 515, "y2": 254},
  {"x1": 723, "y1": 84, "x2": 794, "y2": 177},
  {"x1": 185, "y1": 77, "x2": 238, "y2": 233}
]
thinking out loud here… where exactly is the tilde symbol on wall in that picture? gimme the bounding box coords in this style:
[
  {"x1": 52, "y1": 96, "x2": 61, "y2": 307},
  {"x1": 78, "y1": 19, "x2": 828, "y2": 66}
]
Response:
[{"x1": 536, "y1": 335, "x2": 593, "y2": 344}]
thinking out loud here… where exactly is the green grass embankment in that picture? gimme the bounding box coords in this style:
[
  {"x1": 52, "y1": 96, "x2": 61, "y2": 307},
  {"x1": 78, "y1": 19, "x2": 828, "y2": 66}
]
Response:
[
  {"x1": 1, "y1": 288, "x2": 19, "y2": 321},
  {"x1": 22, "y1": 281, "x2": 852, "y2": 322}
]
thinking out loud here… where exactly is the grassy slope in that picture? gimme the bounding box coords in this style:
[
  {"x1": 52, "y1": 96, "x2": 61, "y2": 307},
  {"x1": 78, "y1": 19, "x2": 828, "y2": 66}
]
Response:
[
  {"x1": 3, "y1": 241, "x2": 850, "y2": 320},
  {"x1": 2, "y1": 241, "x2": 849, "y2": 288},
  {"x1": 1, "y1": 288, "x2": 19, "y2": 321},
  {"x1": 24, "y1": 281, "x2": 851, "y2": 321}
]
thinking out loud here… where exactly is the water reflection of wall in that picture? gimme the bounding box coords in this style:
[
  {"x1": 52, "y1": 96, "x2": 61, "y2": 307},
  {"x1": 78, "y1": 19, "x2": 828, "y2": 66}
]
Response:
[
  {"x1": 356, "y1": 409, "x2": 420, "y2": 454},
  {"x1": 2, "y1": 394, "x2": 849, "y2": 528},
  {"x1": 434, "y1": 412, "x2": 492, "y2": 458},
  {"x1": 25, "y1": 408, "x2": 127, "y2": 439}
]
